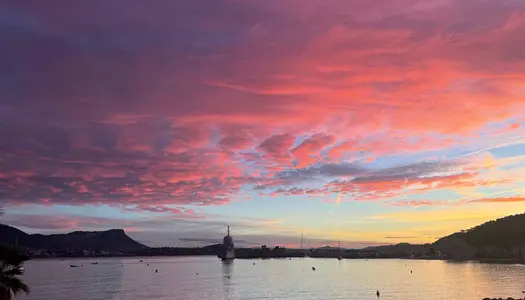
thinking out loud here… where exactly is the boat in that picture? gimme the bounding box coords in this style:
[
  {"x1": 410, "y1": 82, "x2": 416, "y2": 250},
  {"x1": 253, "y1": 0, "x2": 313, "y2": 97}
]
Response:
[
  {"x1": 217, "y1": 225, "x2": 235, "y2": 261},
  {"x1": 91, "y1": 262, "x2": 98, "y2": 265},
  {"x1": 69, "y1": 265, "x2": 80, "y2": 268}
]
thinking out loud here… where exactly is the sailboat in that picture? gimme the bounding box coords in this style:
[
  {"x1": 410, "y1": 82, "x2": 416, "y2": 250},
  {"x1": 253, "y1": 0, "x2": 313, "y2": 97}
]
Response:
[{"x1": 337, "y1": 239, "x2": 343, "y2": 260}]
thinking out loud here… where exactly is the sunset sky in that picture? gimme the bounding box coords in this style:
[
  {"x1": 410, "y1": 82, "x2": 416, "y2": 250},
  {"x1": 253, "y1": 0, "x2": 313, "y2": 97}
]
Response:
[{"x1": 1, "y1": 0, "x2": 525, "y2": 248}]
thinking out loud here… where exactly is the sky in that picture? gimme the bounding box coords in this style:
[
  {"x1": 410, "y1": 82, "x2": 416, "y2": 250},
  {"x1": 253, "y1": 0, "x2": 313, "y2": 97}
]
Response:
[{"x1": 1, "y1": 0, "x2": 525, "y2": 248}]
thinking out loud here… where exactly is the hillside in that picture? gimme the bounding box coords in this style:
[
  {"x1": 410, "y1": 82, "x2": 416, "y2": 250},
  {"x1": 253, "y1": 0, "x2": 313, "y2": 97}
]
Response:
[
  {"x1": 364, "y1": 243, "x2": 427, "y2": 258},
  {"x1": 433, "y1": 213, "x2": 525, "y2": 259},
  {"x1": 360, "y1": 213, "x2": 525, "y2": 260},
  {"x1": 0, "y1": 223, "x2": 148, "y2": 252}
]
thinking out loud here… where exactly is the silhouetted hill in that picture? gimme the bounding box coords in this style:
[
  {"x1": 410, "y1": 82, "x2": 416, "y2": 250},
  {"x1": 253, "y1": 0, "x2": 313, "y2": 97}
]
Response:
[
  {"x1": 360, "y1": 214, "x2": 525, "y2": 260},
  {"x1": 434, "y1": 213, "x2": 525, "y2": 259},
  {"x1": 0, "y1": 223, "x2": 147, "y2": 252},
  {"x1": 363, "y1": 243, "x2": 427, "y2": 258}
]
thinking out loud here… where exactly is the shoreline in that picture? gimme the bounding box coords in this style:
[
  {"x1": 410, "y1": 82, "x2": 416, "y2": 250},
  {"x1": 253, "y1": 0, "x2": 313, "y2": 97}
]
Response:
[{"x1": 29, "y1": 255, "x2": 525, "y2": 265}]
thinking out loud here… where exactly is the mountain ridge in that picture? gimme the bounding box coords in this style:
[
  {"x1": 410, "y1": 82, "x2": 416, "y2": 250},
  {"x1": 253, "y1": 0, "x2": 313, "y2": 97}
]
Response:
[
  {"x1": 433, "y1": 213, "x2": 525, "y2": 259},
  {"x1": 364, "y1": 213, "x2": 525, "y2": 259},
  {"x1": 0, "y1": 223, "x2": 148, "y2": 252}
]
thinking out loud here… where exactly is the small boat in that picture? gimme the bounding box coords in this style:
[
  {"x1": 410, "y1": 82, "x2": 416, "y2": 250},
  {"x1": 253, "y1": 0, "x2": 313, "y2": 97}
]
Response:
[
  {"x1": 91, "y1": 262, "x2": 98, "y2": 265},
  {"x1": 139, "y1": 260, "x2": 143, "y2": 262},
  {"x1": 69, "y1": 265, "x2": 80, "y2": 268}
]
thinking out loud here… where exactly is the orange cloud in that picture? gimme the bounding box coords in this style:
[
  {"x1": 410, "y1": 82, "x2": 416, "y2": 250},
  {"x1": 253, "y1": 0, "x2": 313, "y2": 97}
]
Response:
[{"x1": 469, "y1": 196, "x2": 525, "y2": 204}]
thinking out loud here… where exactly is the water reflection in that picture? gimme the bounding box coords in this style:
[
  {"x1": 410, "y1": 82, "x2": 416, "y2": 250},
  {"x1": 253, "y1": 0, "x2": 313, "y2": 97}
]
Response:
[
  {"x1": 21, "y1": 258, "x2": 124, "y2": 300},
  {"x1": 19, "y1": 257, "x2": 525, "y2": 300},
  {"x1": 221, "y1": 260, "x2": 234, "y2": 299}
]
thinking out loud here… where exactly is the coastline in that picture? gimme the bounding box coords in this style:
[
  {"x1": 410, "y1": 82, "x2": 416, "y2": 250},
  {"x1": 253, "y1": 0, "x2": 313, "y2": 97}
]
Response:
[{"x1": 29, "y1": 254, "x2": 525, "y2": 265}]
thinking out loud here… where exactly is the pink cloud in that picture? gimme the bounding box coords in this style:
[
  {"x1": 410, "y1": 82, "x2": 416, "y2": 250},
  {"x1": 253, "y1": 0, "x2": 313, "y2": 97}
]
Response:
[
  {"x1": 1, "y1": 0, "x2": 525, "y2": 215},
  {"x1": 291, "y1": 133, "x2": 336, "y2": 167},
  {"x1": 124, "y1": 205, "x2": 205, "y2": 218},
  {"x1": 390, "y1": 200, "x2": 450, "y2": 207},
  {"x1": 258, "y1": 133, "x2": 295, "y2": 165},
  {"x1": 218, "y1": 135, "x2": 252, "y2": 151}
]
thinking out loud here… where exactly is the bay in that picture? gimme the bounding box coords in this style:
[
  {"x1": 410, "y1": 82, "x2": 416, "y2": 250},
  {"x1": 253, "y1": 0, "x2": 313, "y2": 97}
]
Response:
[{"x1": 19, "y1": 257, "x2": 525, "y2": 300}]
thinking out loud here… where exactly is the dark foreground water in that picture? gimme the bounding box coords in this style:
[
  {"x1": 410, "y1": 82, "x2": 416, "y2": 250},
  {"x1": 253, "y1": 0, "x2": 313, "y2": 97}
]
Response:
[{"x1": 19, "y1": 257, "x2": 524, "y2": 300}]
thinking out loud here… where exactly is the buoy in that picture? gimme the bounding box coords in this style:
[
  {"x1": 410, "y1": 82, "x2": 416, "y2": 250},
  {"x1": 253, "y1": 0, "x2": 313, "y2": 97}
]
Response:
[
  {"x1": 155, "y1": 269, "x2": 158, "y2": 273},
  {"x1": 196, "y1": 273, "x2": 198, "y2": 275},
  {"x1": 376, "y1": 290, "x2": 380, "y2": 297},
  {"x1": 312, "y1": 267, "x2": 316, "y2": 271},
  {"x1": 227, "y1": 276, "x2": 230, "y2": 279},
  {"x1": 410, "y1": 270, "x2": 413, "y2": 273}
]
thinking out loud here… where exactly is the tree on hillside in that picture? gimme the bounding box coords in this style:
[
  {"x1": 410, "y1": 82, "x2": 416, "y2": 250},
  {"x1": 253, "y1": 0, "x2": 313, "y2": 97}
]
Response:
[
  {"x1": 461, "y1": 214, "x2": 525, "y2": 249},
  {"x1": 0, "y1": 245, "x2": 30, "y2": 300}
]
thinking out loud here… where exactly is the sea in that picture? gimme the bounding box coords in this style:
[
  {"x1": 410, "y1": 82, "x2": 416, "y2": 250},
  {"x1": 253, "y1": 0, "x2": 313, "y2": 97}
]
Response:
[{"x1": 19, "y1": 256, "x2": 524, "y2": 300}]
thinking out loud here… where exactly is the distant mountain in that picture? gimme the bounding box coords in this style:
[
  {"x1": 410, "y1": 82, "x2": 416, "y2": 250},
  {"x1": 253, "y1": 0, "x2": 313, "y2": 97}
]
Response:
[
  {"x1": 363, "y1": 243, "x2": 427, "y2": 258},
  {"x1": 433, "y1": 213, "x2": 525, "y2": 259},
  {"x1": 0, "y1": 223, "x2": 148, "y2": 252}
]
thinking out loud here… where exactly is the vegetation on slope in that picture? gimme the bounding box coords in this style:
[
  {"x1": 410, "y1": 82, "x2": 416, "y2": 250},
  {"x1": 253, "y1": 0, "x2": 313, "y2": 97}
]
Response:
[{"x1": 434, "y1": 213, "x2": 525, "y2": 259}]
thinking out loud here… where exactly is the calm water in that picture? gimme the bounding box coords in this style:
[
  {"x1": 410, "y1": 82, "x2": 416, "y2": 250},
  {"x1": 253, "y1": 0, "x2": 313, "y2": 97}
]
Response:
[{"x1": 19, "y1": 257, "x2": 524, "y2": 300}]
